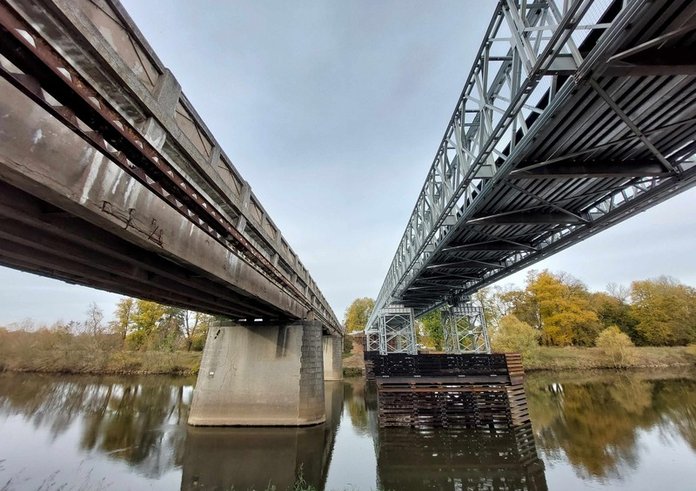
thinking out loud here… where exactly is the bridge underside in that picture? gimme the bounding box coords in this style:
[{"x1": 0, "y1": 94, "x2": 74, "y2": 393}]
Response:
[
  {"x1": 0, "y1": 180, "x2": 290, "y2": 321},
  {"x1": 0, "y1": 0, "x2": 340, "y2": 331},
  {"x1": 364, "y1": 0, "x2": 696, "y2": 329},
  {"x1": 0, "y1": 78, "x2": 306, "y2": 323}
]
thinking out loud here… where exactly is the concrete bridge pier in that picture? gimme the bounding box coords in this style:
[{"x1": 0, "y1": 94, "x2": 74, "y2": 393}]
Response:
[
  {"x1": 188, "y1": 321, "x2": 325, "y2": 426},
  {"x1": 323, "y1": 334, "x2": 343, "y2": 381}
]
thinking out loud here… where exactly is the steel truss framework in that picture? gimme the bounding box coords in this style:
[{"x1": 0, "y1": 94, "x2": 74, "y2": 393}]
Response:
[
  {"x1": 442, "y1": 303, "x2": 491, "y2": 354},
  {"x1": 378, "y1": 306, "x2": 417, "y2": 355},
  {"x1": 367, "y1": 0, "x2": 696, "y2": 346}
]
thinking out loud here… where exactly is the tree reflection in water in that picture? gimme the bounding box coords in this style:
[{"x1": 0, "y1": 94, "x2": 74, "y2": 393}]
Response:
[
  {"x1": 526, "y1": 369, "x2": 696, "y2": 479},
  {"x1": 0, "y1": 369, "x2": 694, "y2": 490},
  {"x1": 0, "y1": 373, "x2": 191, "y2": 478}
]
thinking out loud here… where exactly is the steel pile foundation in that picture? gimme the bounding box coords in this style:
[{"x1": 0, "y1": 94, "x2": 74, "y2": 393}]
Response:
[{"x1": 369, "y1": 352, "x2": 528, "y2": 429}]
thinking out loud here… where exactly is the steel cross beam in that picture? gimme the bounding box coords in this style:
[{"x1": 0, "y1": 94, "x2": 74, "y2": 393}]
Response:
[{"x1": 367, "y1": 0, "x2": 696, "y2": 346}]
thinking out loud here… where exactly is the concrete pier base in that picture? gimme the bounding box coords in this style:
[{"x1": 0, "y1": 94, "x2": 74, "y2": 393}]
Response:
[
  {"x1": 323, "y1": 334, "x2": 343, "y2": 381},
  {"x1": 188, "y1": 321, "x2": 325, "y2": 426}
]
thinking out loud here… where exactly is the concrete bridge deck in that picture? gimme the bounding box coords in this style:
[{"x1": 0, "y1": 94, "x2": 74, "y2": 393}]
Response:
[{"x1": 0, "y1": 0, "x2": 340, "y2": 333}]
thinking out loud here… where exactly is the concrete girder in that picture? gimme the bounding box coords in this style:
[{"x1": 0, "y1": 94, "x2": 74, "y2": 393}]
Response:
[
  {"x1": 0, "y1": 188, "x2": 280, "y2": 319},
  {"x1": 0, "y1": 0, "x2": 340, "y2": 332},
  {"x1": 0, "y1": 79, "x2": 315, "y2": 325}
]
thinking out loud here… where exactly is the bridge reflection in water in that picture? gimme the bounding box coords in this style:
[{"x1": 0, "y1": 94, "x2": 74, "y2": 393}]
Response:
[
  {"x1": 375, "y1": 424, "x2": 546, "y2": 490},
  {"x1": 351, "y1": 380, "x2": 547, "y2": 491},
  {"x1": 181, "y1": 381, "x2": 344, "y2": 490},
  {"x1": 0, "y1": 373, "x2": 553, "y2": 490},
  {"x1": 180, "y1": 378, "x2": 547, "y2": 491}
]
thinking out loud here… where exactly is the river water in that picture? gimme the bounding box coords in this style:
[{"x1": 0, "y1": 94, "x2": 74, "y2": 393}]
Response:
[{"x1": 0, "y1": 369, "x2": 694, "y2": 490}]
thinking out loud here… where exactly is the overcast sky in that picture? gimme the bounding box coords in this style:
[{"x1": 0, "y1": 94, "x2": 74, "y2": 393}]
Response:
[{"x1": 2, "y1": 0, "x2": 696, "y2": 327}]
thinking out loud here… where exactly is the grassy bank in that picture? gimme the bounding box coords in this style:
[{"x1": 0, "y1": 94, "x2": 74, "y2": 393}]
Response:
[
  {"x1": 341, "y1": 344, "x2": 696, "y2": 375},
  {"x1": 0, "y1": 348, "x2": 202, "y2": 375},
  {"x1": 520, "y1": 345, "x2": 696, "y2": 371},
  {"x1": 2, "y1": 343, "x2": 694, "y2": 377}
]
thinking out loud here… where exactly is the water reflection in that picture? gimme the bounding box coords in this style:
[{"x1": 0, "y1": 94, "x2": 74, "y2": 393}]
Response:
[
  {"x1": 376, "y1": 424, "x2": 547, "y2": 490},
  {"x1": 181, "y1": 380, "x2": 344, "y2": 490},
  {"x1": 527, "y1": 369, "x2": 696, "y2": 480},
  {"x1": 0, "y1": 369, "x2": 694, "y2": 490},
  {"x1": 0, "y1": 373, "x2": 190, "y2": 479}
]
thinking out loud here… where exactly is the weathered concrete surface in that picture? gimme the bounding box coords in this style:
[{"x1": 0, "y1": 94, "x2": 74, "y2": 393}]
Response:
[
  {"x1": 0, "y1": 79, "x2": 308, "y2": 320},
  {"x1": 323, "y1": 335, "x2": 343, "y2": 381},
  {"x1": 188, "y1": 322, "x2": 325, "y2": 426},
  {"x1": 7, "y1": 0, "x2": 339, "y2": 332}
]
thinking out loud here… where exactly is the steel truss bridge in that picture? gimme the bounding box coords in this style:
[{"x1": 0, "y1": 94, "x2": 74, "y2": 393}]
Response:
[{"x1": 367, "y1": 0, "x2": 696, "y2": 354}]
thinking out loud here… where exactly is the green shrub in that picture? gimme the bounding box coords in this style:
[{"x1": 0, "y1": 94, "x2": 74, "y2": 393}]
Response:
[{"x1": 343, "y1": 335, "x2": 353, "y2": 355}]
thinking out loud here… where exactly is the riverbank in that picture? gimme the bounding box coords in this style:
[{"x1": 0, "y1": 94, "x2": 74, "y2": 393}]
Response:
[
  {"x1": 523, "y1": 345, "x2": 696, "y2": 371},
  {"x1": 0, "y1": 349, "x2": 202, "y2": 375},
  {"x1": 341, "y1": 345, "x2": 696, "y2": 376},
  {"x1": 1, "y1": 345, "x2": 694, "y2": 376}
]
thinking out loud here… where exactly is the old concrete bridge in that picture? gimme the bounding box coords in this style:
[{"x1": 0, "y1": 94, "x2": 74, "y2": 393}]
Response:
[{"x1": 0, "y1": 0, "x2": 342, "y2": 426}]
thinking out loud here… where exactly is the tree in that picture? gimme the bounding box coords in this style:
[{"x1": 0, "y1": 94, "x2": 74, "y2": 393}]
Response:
[
  {"x1": 84, "y1": 302, "x2": 105, "y2": 336},
  {"x1": 472, "y1": 287, "x2": 506, "y2": 331},
  {"x1": 590, "y1": 291, "x2": 639, "y2": 342},
  {"x1": 501, "y1": 270, "x2": 601, "y2": 347},
  {"x1": 630, "y1": 276, "x2": 696, "y2": 346},
  {"x1": 529, "y1": 271, "x2": 601, "y2": 346},
  {"x1": 418, "y1": 310, "x2": 443, "y2": 350},
  {"x1": 596, "y1": 325, "x2": 634, "y2": 367},
  {"x1": 499, "y1": 284, "x2": 540, "y2": 330},
  {"x1": 112, "y1": 297, "x2": 135, "y2": 344},
  {"x1": 181, "y1": 310, "x2": 212, "y2": 351},
  {"x1": 127, "y1": 300, "x2": 167, "y2": 350},
  {"x1": 344, "y1": 298, "x2": 375, "y2": 332},
  {"x1": 491, "y1": 314, "x2": 539, "y2": 359}
]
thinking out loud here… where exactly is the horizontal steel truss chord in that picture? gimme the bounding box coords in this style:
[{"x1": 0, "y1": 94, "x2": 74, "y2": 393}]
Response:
[{"x1": 0, "y1": 1, "x2": 337, "y2": 330}]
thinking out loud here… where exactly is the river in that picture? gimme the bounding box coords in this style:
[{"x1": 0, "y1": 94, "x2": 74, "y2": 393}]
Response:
[{"x1": 0, "y1": 368, "x2": 694, "y2": 490}]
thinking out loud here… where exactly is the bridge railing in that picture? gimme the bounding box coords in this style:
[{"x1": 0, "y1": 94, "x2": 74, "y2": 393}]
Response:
[
  {"x1": 366, "y1": 0, "x2": 628, "y2": 331},
  {"x1": 1, "y1": 0, "x2": 339, "y2": 331}
]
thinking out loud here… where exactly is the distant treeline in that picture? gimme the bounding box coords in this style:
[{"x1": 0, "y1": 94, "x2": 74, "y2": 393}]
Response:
[
  {"x1": 0, "y1": 299, "x2": 214, "y2": 374},
  {"x1": 343, "y1": 271, "x2": 696, "y2": 359},
  {"x1": 415, "y1": 271, "x2": 696, "y2": 357}
]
